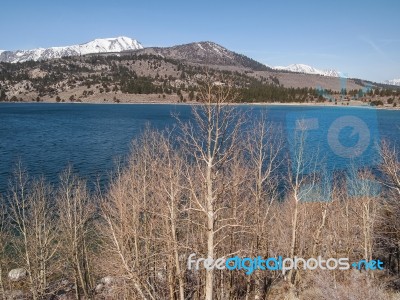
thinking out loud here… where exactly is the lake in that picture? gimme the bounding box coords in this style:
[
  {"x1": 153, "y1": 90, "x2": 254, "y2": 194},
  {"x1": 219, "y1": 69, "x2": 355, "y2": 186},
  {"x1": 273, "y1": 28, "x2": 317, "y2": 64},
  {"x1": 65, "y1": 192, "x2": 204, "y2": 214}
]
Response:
[{"x1": 0, "y1": 103, "x2": 399, "y2": 194}]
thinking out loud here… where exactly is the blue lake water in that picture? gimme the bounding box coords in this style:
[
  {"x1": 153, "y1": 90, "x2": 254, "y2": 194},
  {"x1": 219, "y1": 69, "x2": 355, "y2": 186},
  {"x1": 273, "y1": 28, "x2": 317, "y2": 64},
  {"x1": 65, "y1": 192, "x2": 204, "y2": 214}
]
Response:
[{"x1": 0, "y1": 103, "x2": 399, "y2": 194}]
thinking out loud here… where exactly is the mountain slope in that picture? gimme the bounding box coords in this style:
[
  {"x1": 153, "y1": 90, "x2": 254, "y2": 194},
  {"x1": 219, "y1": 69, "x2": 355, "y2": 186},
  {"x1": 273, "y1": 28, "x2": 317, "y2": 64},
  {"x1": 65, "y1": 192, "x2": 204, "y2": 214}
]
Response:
[
  {"x1": 0, "y1": 37, "x2": 143, "y2": 63},
  {"x1": 274, "y1": 63, "x2": 340, "y2": 77},
  {"x1": 132, "y1": 41, "x2": 273, "y2": 71}
]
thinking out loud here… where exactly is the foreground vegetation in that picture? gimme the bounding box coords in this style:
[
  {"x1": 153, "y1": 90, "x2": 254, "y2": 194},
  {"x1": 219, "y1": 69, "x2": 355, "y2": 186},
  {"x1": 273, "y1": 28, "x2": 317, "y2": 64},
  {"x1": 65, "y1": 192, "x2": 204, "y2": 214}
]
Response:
[{"x1": 0, "y1": 81, "x2": 399, "y2": 300}]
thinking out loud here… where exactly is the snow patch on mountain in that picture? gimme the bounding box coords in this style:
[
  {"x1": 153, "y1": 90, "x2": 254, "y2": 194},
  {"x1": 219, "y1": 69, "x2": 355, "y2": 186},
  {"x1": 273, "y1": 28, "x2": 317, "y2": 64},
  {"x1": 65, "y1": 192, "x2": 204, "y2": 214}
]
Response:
[
  {"x1": 0, "y1": 37, "x2": 143, "y2": 63},
  {"x1": 274, "y1": 63, "x2": 340, "y2": 77},
  {"x1": 203, "y1": 42, "x2": 234, "y2": 58},
  {"x1": 74, "y1": 36, "x2": 142, "y2": 55},
  {"x1": 197, "y1": 43, "x2": 205, "y2": 51},
  {"x1": 385, "y1": 79, "x2": 400, "y2": 86}
]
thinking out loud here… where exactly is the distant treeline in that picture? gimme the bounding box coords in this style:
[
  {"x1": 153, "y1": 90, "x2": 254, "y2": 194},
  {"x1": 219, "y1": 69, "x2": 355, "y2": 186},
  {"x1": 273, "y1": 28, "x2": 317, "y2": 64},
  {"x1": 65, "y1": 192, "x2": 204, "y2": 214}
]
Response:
[{"x1": 1, "y1": 54, "x2": 400, "y2": 104}]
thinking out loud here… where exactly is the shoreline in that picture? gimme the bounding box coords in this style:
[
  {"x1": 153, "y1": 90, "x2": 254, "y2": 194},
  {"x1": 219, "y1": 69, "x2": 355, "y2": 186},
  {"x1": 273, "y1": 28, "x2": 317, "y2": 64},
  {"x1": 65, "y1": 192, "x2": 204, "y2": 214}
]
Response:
[{"x1": 1, "y1": 100, "x2": 399, "y2": 111}]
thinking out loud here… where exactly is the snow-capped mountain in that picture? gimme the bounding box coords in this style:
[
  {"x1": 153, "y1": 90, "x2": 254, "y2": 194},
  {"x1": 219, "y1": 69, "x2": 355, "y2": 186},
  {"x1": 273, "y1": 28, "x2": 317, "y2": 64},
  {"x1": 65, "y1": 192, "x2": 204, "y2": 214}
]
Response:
[
  {"x1": 0, "y1": 36, "x2": 143, "y2": 63},
  {"x1": 385, "y1": 79, "x2": 400, "y2": 86},
  {"x1": 274, "y1": 63, "x2": 340, "y2": 77}
]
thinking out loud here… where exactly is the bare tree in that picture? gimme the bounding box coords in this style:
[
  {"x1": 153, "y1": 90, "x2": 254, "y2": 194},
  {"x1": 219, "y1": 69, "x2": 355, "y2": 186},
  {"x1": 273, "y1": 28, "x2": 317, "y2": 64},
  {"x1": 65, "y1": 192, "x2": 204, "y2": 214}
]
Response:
[
  {"x1": 57, "y1": 167, "x2": 94, "y2": 299},
  {"x1": 179, "y1": 77, "x2": 244, "y2": 300},
  {"x1": 101, "y1": 131, "x2": 167, "y2": 300},
  {"x1": 0, "y1": 199, "x2": 8, "y2": 300},
  {"x1": 286, "y1": 120, "x2": 319, "y2": 286},
  {"x1": 379, "y1": 141, "x2": 400, "y2": 196},
  {"x1": 8, "y1": 166, "x2": 58, "y2": 300},
  {"x1": 154, "y1": 133, "x2": 187, "y2": 300},
  {"x1": 377, "y1": 141, "x2": 400, "y2": 276},
  {"x1": 245, "y1": 114, "x2": 283, "y2": 299},
  {"x1": 347, "y1": 169, "x2": 379, "y2": 265}
]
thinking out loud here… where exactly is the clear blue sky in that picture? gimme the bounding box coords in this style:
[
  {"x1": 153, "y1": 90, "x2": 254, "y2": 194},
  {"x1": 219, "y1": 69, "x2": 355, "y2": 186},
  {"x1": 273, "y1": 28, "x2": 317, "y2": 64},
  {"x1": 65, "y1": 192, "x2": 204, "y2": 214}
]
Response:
[{"x1": 1, "y1": 0, "x2": 399, "y2": 83}]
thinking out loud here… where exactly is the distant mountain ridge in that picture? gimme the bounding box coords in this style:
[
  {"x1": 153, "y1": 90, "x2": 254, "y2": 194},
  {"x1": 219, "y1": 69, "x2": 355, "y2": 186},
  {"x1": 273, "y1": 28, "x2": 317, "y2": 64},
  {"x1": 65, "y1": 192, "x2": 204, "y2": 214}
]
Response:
[
  {"x1": 0, "y1": 37, "x2": 393, "y2": 86},
  {"x1": 0, "y1": 37, "x2": 143, "y2": 63},
  {"x1": 385, "y1": 79, "x2": 400, "y2": 86},
  {"x1": 274, "y1": 63, "x2": 340, "y2": 77},
  {"x1": 0, "y1": 37, "x2": 342, "y2": 79}
]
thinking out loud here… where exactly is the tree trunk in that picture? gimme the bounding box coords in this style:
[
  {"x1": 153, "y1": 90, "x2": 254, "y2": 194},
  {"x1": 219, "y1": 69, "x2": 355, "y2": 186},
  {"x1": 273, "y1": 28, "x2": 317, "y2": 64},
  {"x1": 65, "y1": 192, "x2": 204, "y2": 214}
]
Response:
[
  {"x1": 0, "y1": 266, "x2": 5, "y2": 300},
  {"x1": 205, "y1": 161, "x2": 214, "y2": 300}
]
